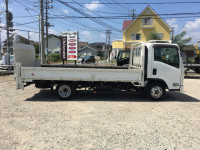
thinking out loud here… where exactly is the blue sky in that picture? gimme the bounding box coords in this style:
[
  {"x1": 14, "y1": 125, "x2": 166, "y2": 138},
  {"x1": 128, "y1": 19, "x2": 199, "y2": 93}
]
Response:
[{"x1": 0, "y1": 0, "x2": 200, "y2": 45}]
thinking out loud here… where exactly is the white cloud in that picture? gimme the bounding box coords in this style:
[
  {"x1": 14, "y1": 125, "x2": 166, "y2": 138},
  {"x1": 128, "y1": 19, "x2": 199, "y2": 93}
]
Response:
[
  {"x1": 1, "y1": 2, "x2": 5, "y2": 8},
  {"x1": 48, "y1": 29, "x2": 58, "y2": 35},
  {"x1": 85, "y1": 1, "x2": 103, "y2": 11},
  {"x1": 184, "y1": 19, "x2": 200, "y2": 43},
  {"x1": 80, "y1": 31, "x2": 92, "y2": 41},
  {"x1": 100, "y1": 33, "x2": 105, "y2": 38},
  {"x1": 29, "y1": 32, "x2": 39, "y2": 41},
  {"x1": 166, "y1": 18, "x2": 179, "y2": 30},
  {"x1": 1, "y1": 30, "x2": 7, "y2": 42},
  {"x1": 0, "y1": 22, "x2": 5, "y2": 27},
  {"x1": 63, "y1": 9, "x2": 69, "y2": 14},
  {"x1": 184, "y1": 19, "x2": 200, "y2": 32}
]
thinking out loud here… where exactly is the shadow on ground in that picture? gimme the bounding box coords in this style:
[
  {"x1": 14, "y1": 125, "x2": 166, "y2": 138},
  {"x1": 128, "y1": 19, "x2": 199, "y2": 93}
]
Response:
[{"x1": 26, "y1": 90, "x2": 199, "y2": 102}]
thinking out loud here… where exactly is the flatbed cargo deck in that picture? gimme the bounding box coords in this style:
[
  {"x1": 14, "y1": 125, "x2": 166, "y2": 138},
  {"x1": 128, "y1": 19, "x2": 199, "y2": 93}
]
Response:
[{"x1": 41, "y1": 64, "x2": 129, "y2": 69}]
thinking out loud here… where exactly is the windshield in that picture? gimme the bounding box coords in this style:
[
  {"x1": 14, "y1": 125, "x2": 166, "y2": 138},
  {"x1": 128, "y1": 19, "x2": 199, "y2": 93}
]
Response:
[
  {"x1": 117, "y1": 51, "x2": 130, "y2": 60},
  {"x1": 84, "y1": 56, "x2": 90, "y2": 59},
  {"x1": 154, "y1": 46, "x2": 179, "y2": 68}
]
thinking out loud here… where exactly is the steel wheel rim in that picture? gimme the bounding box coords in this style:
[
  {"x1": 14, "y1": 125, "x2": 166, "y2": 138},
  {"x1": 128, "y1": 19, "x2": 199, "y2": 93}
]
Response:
[
  {"x1": 150, "y1": 86, "x2": 163, "y2": 98},
  {"x1": 58, "y1": 85, "x2": 71, "y2": 98}
]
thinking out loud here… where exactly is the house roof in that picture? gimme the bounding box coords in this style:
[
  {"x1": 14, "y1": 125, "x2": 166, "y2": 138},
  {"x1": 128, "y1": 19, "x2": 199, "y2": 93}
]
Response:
[
  {"x1": 123, "y1": 5, "x2": 172, "y2": 31},
  {"x1": 89, "y1": 42, "x2": 106, "y2": 47},
  {"x1": 79, "y1": 46, "x2": 98, "y2": 52},
  {"x1": 45, "y1": 34, "x2": 60, "y2": 39},
  {"x1": 122, "y1": 20, "x2": 133, "y2": 30},
  {"x1": 79, "y1": 41, "x2": 88, "y2": 47},
  {"x1": 182, "y1": 45, "x2": 197, "y2": 51}
]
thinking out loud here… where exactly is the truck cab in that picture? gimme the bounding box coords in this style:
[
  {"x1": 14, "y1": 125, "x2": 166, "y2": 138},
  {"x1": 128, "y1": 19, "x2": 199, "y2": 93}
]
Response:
[{"x1": 130, "y1": 40, "x2": 184, "y2": 98}]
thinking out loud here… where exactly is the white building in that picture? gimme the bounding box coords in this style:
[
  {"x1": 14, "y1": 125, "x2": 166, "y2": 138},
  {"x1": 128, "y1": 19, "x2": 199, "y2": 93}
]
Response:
[{"x1": 44, "y1": 34, "x2": 61, "y2": 54}]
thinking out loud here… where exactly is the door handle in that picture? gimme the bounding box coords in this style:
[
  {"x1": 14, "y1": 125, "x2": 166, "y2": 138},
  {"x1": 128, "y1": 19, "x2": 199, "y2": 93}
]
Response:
[{"x1": 153, "y1": 68, "x2": 157, "y2": 75}]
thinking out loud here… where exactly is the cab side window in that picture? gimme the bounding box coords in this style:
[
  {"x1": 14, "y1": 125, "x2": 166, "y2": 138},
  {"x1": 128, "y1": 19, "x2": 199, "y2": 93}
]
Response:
[{"x1": 154, "y1": 46, "x2": 179, "y2": 68}]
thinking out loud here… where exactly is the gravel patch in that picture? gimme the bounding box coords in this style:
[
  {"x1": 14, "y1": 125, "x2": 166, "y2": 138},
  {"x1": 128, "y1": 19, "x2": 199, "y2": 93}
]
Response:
[{"x1": 0, "y1": 75, "x2": 200, "y2": 150}]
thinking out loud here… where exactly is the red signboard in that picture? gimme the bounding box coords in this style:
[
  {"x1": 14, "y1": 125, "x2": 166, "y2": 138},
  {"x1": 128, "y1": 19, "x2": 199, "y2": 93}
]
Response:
[
  {"x1": 60, "y1": 37, "x2": 67, "y2": 60},
  {"x1": 69, "y1": 43, "x2": 76, "y2": 46},
  {"x1": 68, "y1": 39, "x2": 76, "y2": 42},
  {"x1": 69, "y1": 51, "x2": 76, "y2": 53},
  {"x1": 68, "y1": 47, "x2": 76, "y2": 49},
  {"x1": 68, "y1": 55, "x2": 77, "y2": 59},
  {"x1": 66, "y1": 31, "x2": 78, "y2": 60}
]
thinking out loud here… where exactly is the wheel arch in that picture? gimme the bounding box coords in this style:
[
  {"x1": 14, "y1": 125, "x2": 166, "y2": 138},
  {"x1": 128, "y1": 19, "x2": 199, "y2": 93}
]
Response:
[{"x1": 146, "y1": 78, "x2": 169, "y2": 89}]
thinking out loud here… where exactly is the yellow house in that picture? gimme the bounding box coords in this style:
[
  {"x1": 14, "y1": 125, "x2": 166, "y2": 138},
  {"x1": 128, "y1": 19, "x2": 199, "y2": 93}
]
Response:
[{"x1": 113, "y1": 5, "x2": 172, "y2": 50}]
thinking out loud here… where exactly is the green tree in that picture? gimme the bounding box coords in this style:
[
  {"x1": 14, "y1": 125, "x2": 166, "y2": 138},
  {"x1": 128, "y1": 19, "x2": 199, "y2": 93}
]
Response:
[
  {"x1": 48, "y1": 53, "x2": 61, "y2": 62},
  {"x1": 147, "y1": 32, "x2": 161, "y2": 41},
  {"x1": 173, "y1": 31, "x2": 192, "y2": 50},
  {"x1": 34, "y1": 45, "x2": 39, "y2": 54},
  {"x1": 97, "y1": 51, "x2": 104, "y2": 59}
]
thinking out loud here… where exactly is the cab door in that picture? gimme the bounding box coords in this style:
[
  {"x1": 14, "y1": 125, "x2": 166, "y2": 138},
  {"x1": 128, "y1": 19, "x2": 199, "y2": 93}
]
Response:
[{"x1": 148, "y1": 44, "x2": 182, "y2": 90}]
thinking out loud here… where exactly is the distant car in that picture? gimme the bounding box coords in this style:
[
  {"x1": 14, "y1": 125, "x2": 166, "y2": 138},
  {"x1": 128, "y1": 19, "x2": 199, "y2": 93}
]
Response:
[
  {"x1": 0, "y1": 55, "x2": 14, "y2": 70},
  {"x1": 77, "y1": 57, "x2": 84, "y2": 63},
  {"x1": 82, "y1": 56, "x2": 95, "y2": 64}
]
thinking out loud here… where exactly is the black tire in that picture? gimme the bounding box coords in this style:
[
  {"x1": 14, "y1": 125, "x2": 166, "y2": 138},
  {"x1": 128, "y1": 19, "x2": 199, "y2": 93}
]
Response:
[
  {"x1": 146, "y1": 82, "x2": 165, "y2": 100},
  {"x1": 139, "y1": 87, "x2": 147, "y2": 97},
  {"x1": 194, "y1": 67, "x2": 200, "y2": 73},
  {"x1": 56, "y1": 82, "x2": 75, "y2": 100}
]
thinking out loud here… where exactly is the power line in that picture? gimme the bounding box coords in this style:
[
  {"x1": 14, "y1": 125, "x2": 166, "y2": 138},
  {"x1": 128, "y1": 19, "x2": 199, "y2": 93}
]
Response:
[
  {"x1": 14, "y1": 21, "x2": 39, "y2": 26},
  {"x1": 111, "y1": 0, "x2": 128, "y2": 12},
  {"x1": 49, "y1": 15, "x2": 200, "y2": 19},
  {"x1": 15, "y1": 0, "x2": 39, "y2": 13},
  {"x1": 57, "y1": 0, "x2": 122, "y2": 32},
  {"x1": 0, "y1": 26, "x2": 39, "y2": 33},
  {"x1": 51, "y1": 3, "x2": 105, "y2": 31},
  {"x1": 100, "y1": 0, "x2": 125, "y2": 13},
  {"x1": 71, "y1": 0, "x2": 121, "y2": 25},
  {"x1": 67, "y1": 1, "x2": 200, "y2": 5}
]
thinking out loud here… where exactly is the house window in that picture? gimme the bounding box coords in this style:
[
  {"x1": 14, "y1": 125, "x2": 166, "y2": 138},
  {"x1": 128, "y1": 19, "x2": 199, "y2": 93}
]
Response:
[
  {"x1": 131, "y1": 34, "x2": 141, "y2": 40},
  {"x1": 145, "y1": 9, "x2": 151, "y2": 14},
  {"x1": 157, "y1": 33, "x2": 164, "y2": 40},
  {"x1": 57, "y1": 42, "x2": 60, "y2": 47},
  {"x1": 143, "y1": 17, "x2": 153, "y2": 25}
]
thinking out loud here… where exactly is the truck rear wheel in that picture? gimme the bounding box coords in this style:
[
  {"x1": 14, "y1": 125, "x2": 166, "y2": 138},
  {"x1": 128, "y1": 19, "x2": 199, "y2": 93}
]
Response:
[
  {"x1": 194, "y1": 67, "x2": 200, "y2": 73},
  {"x1": 56, "y1": 83, "x2": 75, "y2": 100},
  {"x1": 146, "y1": 82, "x2": 165, "y2": 100}
]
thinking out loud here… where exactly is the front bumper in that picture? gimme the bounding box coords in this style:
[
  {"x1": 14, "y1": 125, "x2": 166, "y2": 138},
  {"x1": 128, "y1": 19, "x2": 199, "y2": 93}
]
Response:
[{"x1": 180, "y1": 85, "x2": 184, "y2": 93}]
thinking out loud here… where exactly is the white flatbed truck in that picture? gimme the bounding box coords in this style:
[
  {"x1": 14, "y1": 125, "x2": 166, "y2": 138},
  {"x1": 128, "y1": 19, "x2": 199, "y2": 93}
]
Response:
[{"x1": 14, "y1": 41, "x2": 184, "y2": 100}]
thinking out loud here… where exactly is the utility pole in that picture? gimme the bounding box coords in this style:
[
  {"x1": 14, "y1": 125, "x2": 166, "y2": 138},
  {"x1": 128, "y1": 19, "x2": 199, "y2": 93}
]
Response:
[
  {"x1": 105, "y1": 30, "x2": 107, "y2": 59},
  {"x1": 28, "y1": 31, "x2": 30, "y2": 40},
  {"x1": 5, "y1": 0, "x2": 10, "y2": 65},
  {"x1": 172, "y1": 27, "x2": 174, "y2": 43},
  {"x1": 45, "y1": 0, "x2": 53, "y2": 63},
  {"x1": 105, "y1": 29, "x2": 111, "y2": 61},
  {"x1": 0, "y1": 18, "x2": 2, "y2": 59},
  {"x1": 129, "y1": 9, "x2": 136, "y2": 20},
  {"x1": 45, "y1": 0, "x2": 48, "y2": 62},
  {"x1": 38, "y1": 14, "x2": 41, "y2": 61},
  {"x1": 40, "y1": 0, "x2": 45, "y2": 64}
]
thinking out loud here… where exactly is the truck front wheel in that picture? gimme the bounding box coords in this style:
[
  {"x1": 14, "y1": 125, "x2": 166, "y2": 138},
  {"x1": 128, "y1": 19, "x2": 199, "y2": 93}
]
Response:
[
  {"x1": 146, "y1": 82, "x2": 165, "y2": 100},
  {"x1": 56, "y1": 83, "x2": 75, "y2": 100}
]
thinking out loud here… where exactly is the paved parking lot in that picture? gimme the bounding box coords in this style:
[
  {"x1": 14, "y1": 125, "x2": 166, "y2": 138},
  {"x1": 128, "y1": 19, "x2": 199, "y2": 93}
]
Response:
[{"x1": 0, "y1": 75, "x2": 200, "y2": 150}]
